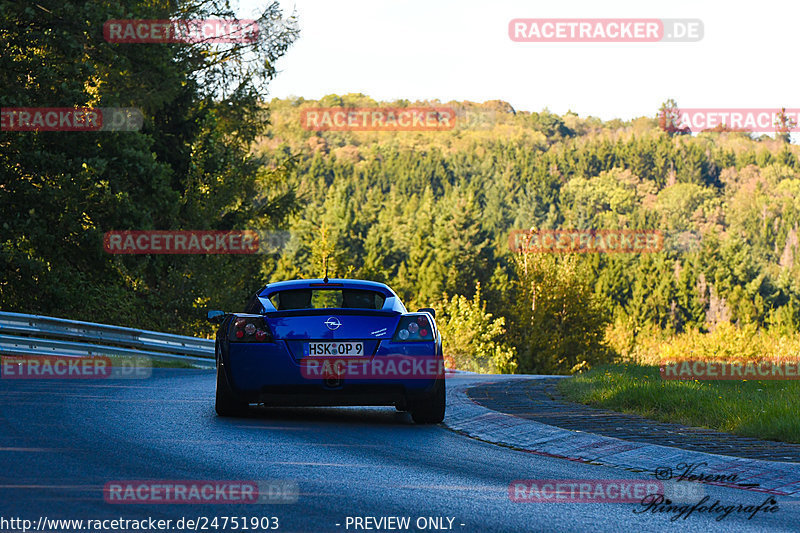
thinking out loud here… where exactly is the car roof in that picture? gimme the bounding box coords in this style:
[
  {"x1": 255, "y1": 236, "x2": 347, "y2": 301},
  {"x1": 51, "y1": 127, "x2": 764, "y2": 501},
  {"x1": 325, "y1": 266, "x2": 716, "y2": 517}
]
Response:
[{"x1": 258, "y1": 279, "x2": 396, "y2": 297}]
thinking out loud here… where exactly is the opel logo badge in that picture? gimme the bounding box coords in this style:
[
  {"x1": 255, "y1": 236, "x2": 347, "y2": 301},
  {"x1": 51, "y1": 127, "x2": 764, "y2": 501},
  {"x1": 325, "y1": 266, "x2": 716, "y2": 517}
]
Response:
[{"x1": 324, "y1": 317, "x2": 342, "y2": 331}]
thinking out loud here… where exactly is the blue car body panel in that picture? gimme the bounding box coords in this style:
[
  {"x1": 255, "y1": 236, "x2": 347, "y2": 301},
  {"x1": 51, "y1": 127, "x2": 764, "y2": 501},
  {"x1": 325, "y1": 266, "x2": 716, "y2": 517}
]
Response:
[{"x1": 214, "y1": 279, "x2": 443, "y2": 407}]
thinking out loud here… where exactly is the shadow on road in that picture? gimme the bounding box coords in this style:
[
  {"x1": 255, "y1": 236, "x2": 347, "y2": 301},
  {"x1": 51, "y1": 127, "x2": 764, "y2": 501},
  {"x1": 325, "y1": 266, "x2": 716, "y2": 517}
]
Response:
[{"x1": 214, "y1": 405, "x2": 427, "y2": 426}]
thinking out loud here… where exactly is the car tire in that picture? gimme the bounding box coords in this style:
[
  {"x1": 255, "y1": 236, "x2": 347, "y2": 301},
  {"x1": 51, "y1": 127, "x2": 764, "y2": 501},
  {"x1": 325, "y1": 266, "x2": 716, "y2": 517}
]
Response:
[
  {"x1": 410, "y1": 378, "x2": 445, "y2": 424},
  {"x1": 215, "y1": 357, "x2": 249, "y2": 417}
]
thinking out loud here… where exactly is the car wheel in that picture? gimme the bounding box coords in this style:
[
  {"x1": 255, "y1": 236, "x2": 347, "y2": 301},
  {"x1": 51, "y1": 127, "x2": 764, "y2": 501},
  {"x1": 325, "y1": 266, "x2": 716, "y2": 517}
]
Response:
[
  {"x1": 410, "y1": 378, "x2": 445, "y2": 424},
  {"x1": 215, "y1": 358, "x2": 249, "y2": 417}
]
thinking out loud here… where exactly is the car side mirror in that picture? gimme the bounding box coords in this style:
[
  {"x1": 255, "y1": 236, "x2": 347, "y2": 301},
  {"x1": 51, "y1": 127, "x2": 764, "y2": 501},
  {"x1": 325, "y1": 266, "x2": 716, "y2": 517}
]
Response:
[
  {"x1": 207, "y1": 310, "x2": 226, "y2": 324},
  {"x1": 417, "y1": 307, "x2": 435, "y2": 319}
]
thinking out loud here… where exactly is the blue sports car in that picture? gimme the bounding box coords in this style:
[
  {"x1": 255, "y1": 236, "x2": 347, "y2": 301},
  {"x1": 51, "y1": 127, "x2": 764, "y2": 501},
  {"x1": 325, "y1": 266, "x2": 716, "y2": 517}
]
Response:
[{"x1": 207, "y1": 278, "x2": 445, "y2": 423}]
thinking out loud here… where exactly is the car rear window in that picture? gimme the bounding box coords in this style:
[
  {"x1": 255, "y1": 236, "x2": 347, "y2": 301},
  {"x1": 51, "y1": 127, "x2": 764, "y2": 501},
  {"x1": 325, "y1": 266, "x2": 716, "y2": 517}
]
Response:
[{"x1": 268, "y1": 289, "x2": 386, "y2": 310}]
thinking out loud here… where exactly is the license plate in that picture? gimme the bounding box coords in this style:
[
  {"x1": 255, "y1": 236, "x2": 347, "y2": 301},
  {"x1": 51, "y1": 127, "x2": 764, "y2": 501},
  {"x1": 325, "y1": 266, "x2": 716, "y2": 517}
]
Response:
[{"x1": 307, "y1": 342, "x2": 364, "y2": 357}]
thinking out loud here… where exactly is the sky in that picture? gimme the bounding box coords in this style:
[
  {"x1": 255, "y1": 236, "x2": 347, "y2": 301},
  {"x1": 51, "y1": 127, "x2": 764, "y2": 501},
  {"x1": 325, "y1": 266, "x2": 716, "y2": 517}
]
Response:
[{"x1": 237, "y1": 0, "x2": 798, "y2": 123}]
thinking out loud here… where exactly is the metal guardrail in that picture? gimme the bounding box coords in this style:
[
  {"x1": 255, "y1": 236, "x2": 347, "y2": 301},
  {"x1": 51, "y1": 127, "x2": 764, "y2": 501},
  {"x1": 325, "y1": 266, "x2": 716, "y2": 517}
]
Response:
[{"x1": 0, "y1": 311, "x2": 215, "y2": 368}]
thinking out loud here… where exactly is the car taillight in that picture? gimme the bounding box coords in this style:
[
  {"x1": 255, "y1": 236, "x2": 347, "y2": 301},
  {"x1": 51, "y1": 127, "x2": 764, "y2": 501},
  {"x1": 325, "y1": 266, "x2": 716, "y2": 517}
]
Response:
[
  {"x1": 229, "y1": 316, "x2": 272, "y2": 343},
  {"x1": 392, "y1": 315, "x2": 434, "y2": 342}
]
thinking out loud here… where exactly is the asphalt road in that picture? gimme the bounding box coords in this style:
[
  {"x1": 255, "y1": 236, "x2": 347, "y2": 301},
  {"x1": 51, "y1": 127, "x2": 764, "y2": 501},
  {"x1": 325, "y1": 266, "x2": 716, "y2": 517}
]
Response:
[{"x1": 1, "y1": 369, "x2": 797, "y2": 533}]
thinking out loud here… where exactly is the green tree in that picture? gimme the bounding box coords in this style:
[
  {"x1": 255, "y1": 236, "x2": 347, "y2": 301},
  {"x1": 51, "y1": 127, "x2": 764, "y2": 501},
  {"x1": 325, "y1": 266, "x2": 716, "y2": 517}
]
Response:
[
  {"x1": 0, "y1": 0, "x2": 299, "y2": 333},
  {"x1": 774, "y1": 108, "x2": 797, "y2": 144},
  {"x1": 508, "y1": 252, "x2": 612, "y2": 374},
  {"x1": 657, "y1": 99, "x2": 690, "y2": 136},
  {"x1": 436, "y1": 283, "x2": 517, "y2": 374}
]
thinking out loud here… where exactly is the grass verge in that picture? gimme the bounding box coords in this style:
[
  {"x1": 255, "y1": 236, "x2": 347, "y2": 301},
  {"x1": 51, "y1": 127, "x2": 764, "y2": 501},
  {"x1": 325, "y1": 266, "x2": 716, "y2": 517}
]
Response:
[{"x1": 557, "y1": 363, "x2": 800, "y2": 444}]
